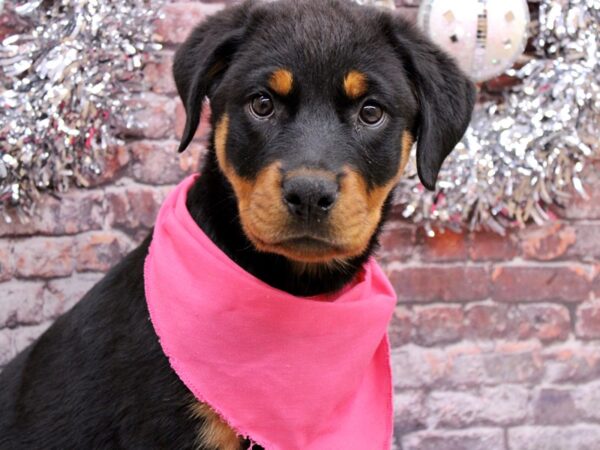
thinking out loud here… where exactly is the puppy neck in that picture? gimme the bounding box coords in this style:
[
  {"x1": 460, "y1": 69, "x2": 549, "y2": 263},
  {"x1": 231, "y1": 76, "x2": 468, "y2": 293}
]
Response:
[{"x1": 185, "y1": 151, "x2": 383, "y2": 297}]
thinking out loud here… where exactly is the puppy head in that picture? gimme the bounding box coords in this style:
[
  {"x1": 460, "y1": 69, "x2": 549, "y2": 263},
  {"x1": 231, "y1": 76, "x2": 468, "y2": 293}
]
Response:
[{"x1": 174, "y1": 0, "x2": 475, "y2": 264}]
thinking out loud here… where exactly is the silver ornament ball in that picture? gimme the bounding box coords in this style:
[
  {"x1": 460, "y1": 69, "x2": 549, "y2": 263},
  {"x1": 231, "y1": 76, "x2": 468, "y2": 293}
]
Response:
[{"x1": 418, "y1": 0, "x2": 530, "y2": 82}]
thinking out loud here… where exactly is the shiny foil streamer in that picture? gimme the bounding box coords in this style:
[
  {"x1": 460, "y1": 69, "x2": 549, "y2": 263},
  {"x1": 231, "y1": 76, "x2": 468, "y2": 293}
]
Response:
[
  {"x1": 0, "y1": 0, "x2": 163, "y2": 222},
  {"x1": 398, "y1": 0, "x2": 600, "y2": 235}
]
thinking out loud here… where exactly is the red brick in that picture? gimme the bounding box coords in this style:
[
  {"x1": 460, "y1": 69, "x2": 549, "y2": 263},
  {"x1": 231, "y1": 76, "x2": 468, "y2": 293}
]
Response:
[
  {"x1": 509, "y1": 425, "x2": 600, "y2": 450},
  {"x1": 532, "y1": 387, "x2": 577, "y2": 425},
  {"x1": 130, "y1": 140, "x2": 184, "y2": 185},
  {"x1": 402, "y1": 428, "x2": 505, "y2": 450},
  {"x1": 468, "y1": 231, "x2": 518, "y2": 261},
  {"x1": 87, "y1": 145, "x2": 131, "y2": 186},
  {"x1": 390, "y1": 266, "x2": 489, "y2": 303},
  {"x1": 509, "y1": 304, "x2": 571, "y2": 343},
  {"x1": 0, "y1": 281, "x2": 45, "y2": 328},
  {"x1": 175, "y1": 100, "x2": 212, "y2": 143},
  {"x1": 573, "y1": 381, "x2": 600, "y2": 421},
  {"x1": 566, "y1": 224, "x2": 600, "y2": 261},
  {"x1": 520, "y1": 223, "x2": 576, "y2": 261},
  {"x1": 126, "y1": 93, "x2": 177, "y2": 140},
  {"x1": 391, "y1": 345, "x2": 445, "y2": 389},
  {"x1": 413, "y1": 305, "x2": 464, "y2": 346},
  {"x1": 143, "y1": 50, "x2": 177, "y2": 94},
  {"x1": 388, "y1": 306, "x2": 412, "y2": 348},
  {"x1": 393, "y1": 390, "x2": 426, "y2": 435},
  {"x1": 464, "y1": 303, "x2": 509, "y2": 340},
  {"x1": 106, "y1": 185, "x2": 171, "y2": 232},
  {"x1": 426, "y1": 385, "x2": 528, "y2": 427},
  {"x1": 542, "y1": 343, "x2": 600, "y2": 383},
  {"x1": 393, "y1": 341, "x2": 543, "y2": 389},
  {"x1": 0, "y1": 244, "x2": 13, "y2": 282},
  {"x1": 155, "y1": 2, "x2": 225, "y2": 44},
  {"x1": 419, "y1": 229, "x2": 468, "y2": 262},
  {"x1": 443, "y1": 341, "x2": 543, "y2": 386},
  {"x1": 75, "y1": 232, "x2": 134, "y2": 272},
  {"x1": 491, "y1": 266, "x2": 592, "y2": 303},
  {"x1": 378, "y1": 222, "x2": 415, "y2": 263},
  {"x1": 129, "y1": 140, "x2": 206, "y2": 185},
  {"x1": 576, "y1": 302, "x2": 600, "y2": 339},
  {"x1": 0, "y1": 189, "x2": 104, "y2": 237},
  {"x1": 13, "y1": 237, "x2": 74, "y2": 278},
  {"x1": 482, "y1": 341, "x2": 544, "y2": 384}
]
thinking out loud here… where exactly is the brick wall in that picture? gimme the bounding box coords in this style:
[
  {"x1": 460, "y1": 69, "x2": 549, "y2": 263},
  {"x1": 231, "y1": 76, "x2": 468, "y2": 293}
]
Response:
[{"x1": 1, "y1": 1, "x2": 600, "y2": 449}]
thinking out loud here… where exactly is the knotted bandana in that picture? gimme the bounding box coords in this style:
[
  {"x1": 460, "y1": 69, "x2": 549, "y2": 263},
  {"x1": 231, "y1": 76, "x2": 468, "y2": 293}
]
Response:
[{"x1": 144, "y1": 175, "x2": 396, "y2": 449}]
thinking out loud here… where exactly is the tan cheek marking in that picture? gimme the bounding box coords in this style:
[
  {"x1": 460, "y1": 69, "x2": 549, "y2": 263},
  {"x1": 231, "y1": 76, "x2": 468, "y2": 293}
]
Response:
[
  {"x1": 215, "y1": 118, "x2": 289, "y2": 247},
  {"x1": 344, "y1": 70, "x2": 368, "y2": 99},
  {"x1": 327, "y1": 170, "x2": 371, "y2": 256},
  {"x1": 269, "y1": 69, "x2": 294, "y2": 96},
  {"x1": 190, "y1": 402, "x2": 241, "y2": 450},
  {"x1": 244, "y1": 162, "x2": 289, "y2": 243},
  {"x1": 214, "y1": 113, "x2": 230, "y2": 174}
]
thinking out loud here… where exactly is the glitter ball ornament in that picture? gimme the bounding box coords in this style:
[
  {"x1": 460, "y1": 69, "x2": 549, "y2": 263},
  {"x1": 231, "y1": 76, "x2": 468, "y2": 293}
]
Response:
[{"x1": 418, "y1": 0, "x2": 530, "y2": 82}]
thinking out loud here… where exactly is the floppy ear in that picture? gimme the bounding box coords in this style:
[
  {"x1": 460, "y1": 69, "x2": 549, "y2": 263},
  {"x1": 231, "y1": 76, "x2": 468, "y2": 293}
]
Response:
[
  {"x1": 173, "y1": 2, "x2": 255, "y2": 153},
  {"x1": 387, "y1": 16, "x2": 476, "y2": 190}
]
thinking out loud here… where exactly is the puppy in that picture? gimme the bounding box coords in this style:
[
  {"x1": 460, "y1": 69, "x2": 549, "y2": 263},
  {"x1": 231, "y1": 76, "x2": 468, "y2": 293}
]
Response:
[{"x1": 0, "y1": 0, "x2": 474, "y2": 448}]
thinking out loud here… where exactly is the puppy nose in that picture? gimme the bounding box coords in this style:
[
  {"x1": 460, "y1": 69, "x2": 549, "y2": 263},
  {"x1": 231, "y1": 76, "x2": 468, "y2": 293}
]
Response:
[{"x1": 282, "y1": 176, "x2": 338, "y2": 220}]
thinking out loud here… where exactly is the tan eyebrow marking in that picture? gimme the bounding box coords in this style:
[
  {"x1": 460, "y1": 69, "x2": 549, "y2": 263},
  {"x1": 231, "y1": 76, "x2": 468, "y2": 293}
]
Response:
[
  {"x1": 268, "y1": 69, "x2": 294, "y2": 96},
  {"x1": 344, "y1": 70, "x2": 368, "y2": 99}
]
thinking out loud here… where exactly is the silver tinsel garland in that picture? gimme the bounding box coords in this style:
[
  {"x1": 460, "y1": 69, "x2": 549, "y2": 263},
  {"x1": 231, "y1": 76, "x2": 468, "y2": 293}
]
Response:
[
  {"x1": 0, "y1": 0, "x2": 162, "y2": 222},
  {"x1": 397, "y1": 0, "x2": 600, "y2": 235}
]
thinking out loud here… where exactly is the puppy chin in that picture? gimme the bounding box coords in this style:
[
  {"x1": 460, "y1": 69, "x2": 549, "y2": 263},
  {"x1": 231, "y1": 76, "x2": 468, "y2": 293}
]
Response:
[{"x1": 253, "y1": 237, "x2": 344, "y2": 264}]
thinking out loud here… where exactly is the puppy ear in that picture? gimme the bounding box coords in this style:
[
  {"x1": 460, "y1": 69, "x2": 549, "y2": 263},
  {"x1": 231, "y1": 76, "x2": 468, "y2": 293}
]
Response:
[
  {"x1": 173, "y1": 2, "x2": 254, "y2": 153},
  {"x1": 387, "y1": 16, "x2": 476, "y2": 190}
]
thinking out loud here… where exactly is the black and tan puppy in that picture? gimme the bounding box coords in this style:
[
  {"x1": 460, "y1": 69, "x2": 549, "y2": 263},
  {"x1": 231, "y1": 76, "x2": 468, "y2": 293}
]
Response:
[{"x1": 0, "y1": 0, "x2": 474, "y2": 448}]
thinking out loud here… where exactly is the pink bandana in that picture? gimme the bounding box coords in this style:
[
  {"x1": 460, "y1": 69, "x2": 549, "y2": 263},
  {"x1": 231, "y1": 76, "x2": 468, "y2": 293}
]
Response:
[{"x1": 144, "y1": 175, "x2": 396, "y2": 449}]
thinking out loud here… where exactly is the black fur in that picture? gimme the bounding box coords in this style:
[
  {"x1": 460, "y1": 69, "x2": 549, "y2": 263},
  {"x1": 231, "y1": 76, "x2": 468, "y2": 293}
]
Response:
[{"x1": 0, "y1": 1, "x2": 474, "y2": 448}]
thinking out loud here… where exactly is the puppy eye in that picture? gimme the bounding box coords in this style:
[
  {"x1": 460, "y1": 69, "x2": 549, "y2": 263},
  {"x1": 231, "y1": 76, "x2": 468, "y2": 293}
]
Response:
[
  {"x1": 359, "y1": 101, "x2": 384, "y2": 126},
  {"x1": 249, "y1": 94, "x2": 274, "y2": 118}
]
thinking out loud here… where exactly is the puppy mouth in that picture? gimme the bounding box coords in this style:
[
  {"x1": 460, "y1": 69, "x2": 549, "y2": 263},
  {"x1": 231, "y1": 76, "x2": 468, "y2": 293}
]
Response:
[
  {"x1": 277, "y1": 235, "x2": 340, "y2": 250},
  {"x1": 246, "y1": 230, "x2": 348, "y2": 262},
  {"x1": 254, "y1": 233, "x2": 340, "y2": 250}
]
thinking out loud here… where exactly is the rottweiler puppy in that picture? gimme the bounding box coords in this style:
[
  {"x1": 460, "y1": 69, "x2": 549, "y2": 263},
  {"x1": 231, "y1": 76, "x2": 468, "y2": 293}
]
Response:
[{"x1": 0, "y1": 0, "x2": 474, "y2": 448}]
